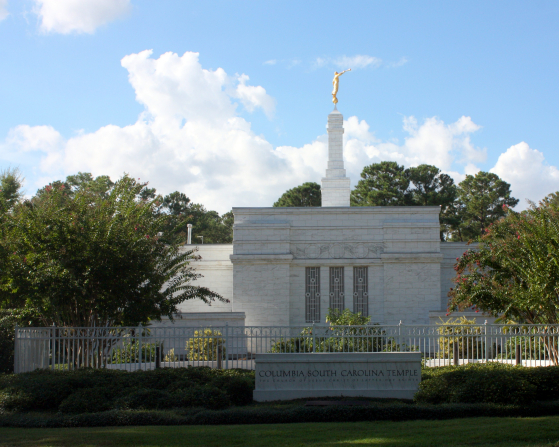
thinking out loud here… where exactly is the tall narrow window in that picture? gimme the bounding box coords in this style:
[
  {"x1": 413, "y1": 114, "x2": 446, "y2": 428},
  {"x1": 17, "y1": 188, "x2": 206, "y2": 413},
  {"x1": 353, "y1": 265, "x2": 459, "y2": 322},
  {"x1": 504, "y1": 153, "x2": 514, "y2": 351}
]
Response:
[
  {"x1": 305, "y1": 267, "x2": 320, "y2": 323},
  {"x1": 329, "y1": 267, "x2": 344, "y2": 312},
  {"x1": 353, "y1": 266, "x2": 368, "y2": 316}
]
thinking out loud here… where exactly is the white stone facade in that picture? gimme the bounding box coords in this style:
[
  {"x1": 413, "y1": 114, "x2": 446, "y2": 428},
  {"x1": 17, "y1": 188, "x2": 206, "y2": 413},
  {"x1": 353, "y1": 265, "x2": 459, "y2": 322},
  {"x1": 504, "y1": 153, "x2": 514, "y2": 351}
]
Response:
[
  {"x1": 174, "y1": 109, "x2": 474, "y2": 328},
  {"x1": 321, "y1": 109, "x2": 351, "y2": 207}
]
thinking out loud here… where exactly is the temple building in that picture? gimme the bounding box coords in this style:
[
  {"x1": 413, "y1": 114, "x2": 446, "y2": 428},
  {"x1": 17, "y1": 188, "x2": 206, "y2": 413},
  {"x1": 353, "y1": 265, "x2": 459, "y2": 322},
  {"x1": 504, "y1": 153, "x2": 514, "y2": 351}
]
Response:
[{"x1": 174, "y1": 108, "x2": 474, "y2": 328}]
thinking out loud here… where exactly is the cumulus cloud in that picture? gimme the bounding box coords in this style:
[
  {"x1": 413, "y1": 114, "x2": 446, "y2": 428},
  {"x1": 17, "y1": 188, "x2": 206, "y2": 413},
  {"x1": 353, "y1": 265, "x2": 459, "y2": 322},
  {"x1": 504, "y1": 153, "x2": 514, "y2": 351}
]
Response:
[
  {"x1": 33, "y1": 0, "x2": 131, "y2": 34},
  {"x1": 0, "y1": 0, "x2": 8, "y2": 21},
  {"x1": 234, "y1": 74, "x2": 275, "y2": 119},
  {"x1": 491, "y1": 142, "x2": 559, "y2": 208},
  {"x1": 333, "y1": 55, "x2": 382, "y2": 69},
  {"x1": 339, "y1": 115, "x2": 486, "y2": 186},
  {"x1": 3, "y1": 50, "x2": 557, "y2": 213},
  {"x1": 314, "y1": 55, "x2": 406, "y2": 70}
]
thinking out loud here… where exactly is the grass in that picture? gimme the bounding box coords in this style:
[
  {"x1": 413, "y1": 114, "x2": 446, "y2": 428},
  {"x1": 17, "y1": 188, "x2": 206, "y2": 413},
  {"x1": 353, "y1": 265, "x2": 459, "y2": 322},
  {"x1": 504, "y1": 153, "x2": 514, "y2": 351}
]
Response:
[{"x1": 1, "y1": 416, "x2": 559, "y2": 447}]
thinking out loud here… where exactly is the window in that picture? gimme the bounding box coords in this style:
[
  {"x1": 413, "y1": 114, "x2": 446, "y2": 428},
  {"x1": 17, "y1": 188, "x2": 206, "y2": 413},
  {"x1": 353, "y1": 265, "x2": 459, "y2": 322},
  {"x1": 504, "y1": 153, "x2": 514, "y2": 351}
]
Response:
[
  {"x1": 305, "y1": 267, "x2": 320, "y2": 323},
  {"x1": 353, "y1": 266, "x2": 368, "y2": 316},
  {"x1": 329, "y1": 267, "x2": 344, "y2": 312}
]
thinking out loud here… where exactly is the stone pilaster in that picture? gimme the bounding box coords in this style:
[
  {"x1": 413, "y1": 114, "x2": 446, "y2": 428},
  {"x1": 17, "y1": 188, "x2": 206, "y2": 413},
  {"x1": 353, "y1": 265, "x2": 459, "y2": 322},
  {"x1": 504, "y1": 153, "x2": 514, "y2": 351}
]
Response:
[{"x1": 321, "y1": 109, "x2": 350, "y2": 206}]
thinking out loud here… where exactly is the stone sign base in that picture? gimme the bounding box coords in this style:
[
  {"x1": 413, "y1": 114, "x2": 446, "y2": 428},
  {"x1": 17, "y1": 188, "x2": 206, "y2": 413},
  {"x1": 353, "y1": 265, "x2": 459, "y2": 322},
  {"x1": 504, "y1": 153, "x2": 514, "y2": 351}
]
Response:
[{"x1": 253, "y1": 352, "x2": 421, "y2": 402}]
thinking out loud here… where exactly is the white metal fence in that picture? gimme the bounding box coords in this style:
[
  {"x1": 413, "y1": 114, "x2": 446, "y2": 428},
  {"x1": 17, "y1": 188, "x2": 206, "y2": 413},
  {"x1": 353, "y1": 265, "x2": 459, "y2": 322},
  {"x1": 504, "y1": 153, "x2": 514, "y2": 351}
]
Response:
[{"x1": 14, "y1": 323, "x2": 559, "y2": 373}]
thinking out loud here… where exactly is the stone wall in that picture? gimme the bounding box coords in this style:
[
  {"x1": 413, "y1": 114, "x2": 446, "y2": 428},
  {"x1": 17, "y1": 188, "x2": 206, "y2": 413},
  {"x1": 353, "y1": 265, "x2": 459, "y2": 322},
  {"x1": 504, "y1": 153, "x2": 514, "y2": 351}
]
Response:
[
  {"x1": 176, "y1": 244, "x2": 233, "y2": 313},
  {"x1": 170, "y1": 212, "x2": 476, "y2": 327},
  {"x1": 232, "y1": 206, "x2": 444, "y2": 326}
]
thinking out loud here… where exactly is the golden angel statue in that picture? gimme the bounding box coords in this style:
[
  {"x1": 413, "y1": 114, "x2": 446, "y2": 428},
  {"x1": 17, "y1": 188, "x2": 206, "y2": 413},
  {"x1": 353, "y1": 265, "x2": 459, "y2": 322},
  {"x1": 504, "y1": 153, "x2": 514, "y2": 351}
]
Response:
[{"x1": 332, "y1": 68, "x2": 351, "y2": 104}]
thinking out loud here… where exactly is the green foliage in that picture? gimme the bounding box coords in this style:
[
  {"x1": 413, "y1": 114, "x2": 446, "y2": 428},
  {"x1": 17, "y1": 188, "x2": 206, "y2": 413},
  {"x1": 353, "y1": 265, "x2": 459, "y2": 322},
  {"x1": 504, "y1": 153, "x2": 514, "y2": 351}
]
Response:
[
  {"x1": 4, "y1": 401, "x2": 559, "y2": 428},
  {"x1": 186, "y1": 329, "x2": 226, "y2": 361},
  {"x1": 0, "y1": 367, "x2": 255, "y2": 414},
  {"x1": 273, "y1": 182, "x2": 321, "y2": 207},
  {"x1": 449, "y1": 201, "x2": 559, "y2": 334},
  {"x1": 0, "y1": 168, "x2": 24, "y2": 210},
  {"x1": 269, "y1": 308, "x2": 399, "y2": 353},
  {"x1": 65, "y1": 172, "x2": 114, "y2": 198},
  {"x1": 351, "y1": 163, "x2": 458, "y2": 240},
  {"x1": 543, "y1": 191, "x2": 559, "y2": 210},
  {"x1": 159, "y1": 191, "x2": 233, "y2": 245},
  {"x1": 414, "y1": 363, "x2": 552, "y2": 405},
  {"x1": 58, "y1": 387, "x2": 114, "y2": 414},
  {"x1": 449, "y1": 171, "x2": 519, "y2": 241},
  {"x1": 0, "y1": 175, "x2": 225, "y2": 328},
  {"x1": 436, "y1": 316, "x2": 484, "y2": 359},
  {"x1": 325, "y1": 308, "x2": 371, "y2": 326},
  {"x1": 351, "y1": 161, "x2": 411, "y2": 206},
  {"x1": 109, "y1": 338, "x2": 161, "y2": 364}
]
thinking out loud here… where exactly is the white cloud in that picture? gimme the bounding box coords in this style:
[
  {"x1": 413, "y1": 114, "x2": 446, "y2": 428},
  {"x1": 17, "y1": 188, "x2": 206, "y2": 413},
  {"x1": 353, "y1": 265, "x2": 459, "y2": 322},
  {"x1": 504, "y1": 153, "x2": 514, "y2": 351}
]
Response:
[
  {"x1": 386, "y1": 57, "x2": 408, "y2": 68},
  {"x1": 33, "y1": 0, "x2": 131, "y2": 34},
  {"x1": 263, "y1": 60, "x2": 277, "y2": 65},
  {"x1": 491, "y1": 142, "x2": 559, "y2": 208},
  {"x1": 3, "y1": 50, "x2": 557, "y2": 214},
  {"x1": 1, "y1": 51, "x2": 291, "y2": 212},
  {"x1": 0, "y1": 0, "x2": 8, "y2": 21},
  {"x1": 314, "y1": 55, "x2": 407, "y2": 70},
  {"x1": 333, "y1": 55, "x2": 382, "y2": 70},
  {"x1": 234, "y1": 74, "x2": 275, "y2": 119}
]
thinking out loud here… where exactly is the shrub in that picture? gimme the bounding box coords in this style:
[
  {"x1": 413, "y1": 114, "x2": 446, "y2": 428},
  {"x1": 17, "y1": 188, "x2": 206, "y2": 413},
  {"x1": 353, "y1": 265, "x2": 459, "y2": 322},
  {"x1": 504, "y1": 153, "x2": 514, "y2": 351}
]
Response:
[
  {"x1": 208, "y1": 375, "x2": 253, "y2": 406},
  {"x1": 0, "y1": 389, "x2": 34, "y2": 413},
  {"x1": 58, "y1": 387, "x2": 114, "y2": 414},
  {"x1": 186, "y1": 329, "x2": 226, "y2": 361},
  {"x1": 3, "y1": 402, "x2": 559, "y2": 428},
  {"x1": 172, "y1": 386, "x2": 230, "y2": 410},
  {"x1": 436, "y1": 317, "x2": 484, "y2": 360},
  {"x1": 415, "y1": 363, "x2": 542, "y2": 405},
  {"x1": 115, "y1": 389, "x2": 172, "y2": 411},
  {"x1": 0, "y1": 367, "x2": 254, "y2": 414},
  {"x1": 109, "y1": 338, "x2": 161, "y2": 364}
]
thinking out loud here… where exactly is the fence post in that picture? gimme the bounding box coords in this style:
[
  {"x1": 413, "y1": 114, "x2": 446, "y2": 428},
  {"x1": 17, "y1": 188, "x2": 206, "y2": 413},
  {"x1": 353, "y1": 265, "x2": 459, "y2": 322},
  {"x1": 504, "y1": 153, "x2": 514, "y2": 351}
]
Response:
[
  {"x1": 224, "y1": 323, "x2": 229, "y2": 370},
  {"x1": 398, "y1": 321, "x2": 402, "y2": 352},
  {"x1": 138, "y1": 324, "x2": 143, "y2": 370},
  {"x1": 453, "y1": 342, "x2": 459, "y2": 366},
  {"x1": 515, "y1": 343, "x2": 522, "y2": 366},
  {"x1": 50, "y1": 324, "x2": 55, "y2": 370},
  {"x1": 155, "y1": 343, "x2": 161, "y2": 369},
  {"x1": 484, "y1": 320, "x2": 489, "y2": 363},
  {"x1": 13, "y1": 324, "x2": 19, "y2": 374},
  {"x1": 312, "y1": 322, "x2": 316, "y2": 353}
]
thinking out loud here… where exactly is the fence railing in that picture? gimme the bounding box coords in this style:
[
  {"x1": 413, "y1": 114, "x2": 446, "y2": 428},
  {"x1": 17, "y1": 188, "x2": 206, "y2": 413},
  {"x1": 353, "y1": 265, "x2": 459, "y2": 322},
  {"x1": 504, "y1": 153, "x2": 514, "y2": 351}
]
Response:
[{"x1": 14, "y1": 323, "x2": 559, "y2": 373}]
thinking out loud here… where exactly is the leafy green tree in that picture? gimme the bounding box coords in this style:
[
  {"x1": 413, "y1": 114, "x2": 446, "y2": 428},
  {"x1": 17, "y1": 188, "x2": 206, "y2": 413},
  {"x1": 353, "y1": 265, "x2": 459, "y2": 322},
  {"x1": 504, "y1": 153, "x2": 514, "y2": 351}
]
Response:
[
  {"x1": 158, "y1": 191, "x2": 233, "y2": 245},
  {"x1": 66, "y1": 172, "x2": 114, "y2": 198},
  {"x1": 448, "y1": 201, "x2": 559, "y2": 327},
  {"x1": 408, "y1": 165, "x2": 457, "y2": 208},
  {"x1": 407, "y1": 165, "x2": 458, "y2": 240},
  {"x1": 449, "y1": 171, "x2": 519, "y2": 241},
  {"x1": 351, "y1": 161, "x2": 411, "y2": 206},
  {"x1": 0, "y1": 175, "x2": 225, "y2": 328},
  {"x1": 273, "y1": 182, "x2": 321, "y2": 207},
  {"x1": 542, "y1": 191, "x2": 559, "y2": 210},
  {"x1": 0, "y1": 167, "x2": 24, "y2": 210}
]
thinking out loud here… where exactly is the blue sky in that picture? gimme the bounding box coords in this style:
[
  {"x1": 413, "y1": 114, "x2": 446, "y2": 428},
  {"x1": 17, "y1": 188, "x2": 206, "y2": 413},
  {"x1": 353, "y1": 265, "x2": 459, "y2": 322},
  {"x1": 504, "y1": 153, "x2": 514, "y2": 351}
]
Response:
[{"x1": 1, "y1": 0, "x2": 558, "y2": 213}]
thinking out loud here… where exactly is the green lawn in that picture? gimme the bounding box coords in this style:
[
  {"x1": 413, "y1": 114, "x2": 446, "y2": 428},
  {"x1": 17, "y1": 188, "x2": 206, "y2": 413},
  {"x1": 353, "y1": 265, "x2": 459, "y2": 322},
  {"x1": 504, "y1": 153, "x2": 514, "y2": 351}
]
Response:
[{"x1": 1, "y1": 417, "x2": 559, "y2": 447}]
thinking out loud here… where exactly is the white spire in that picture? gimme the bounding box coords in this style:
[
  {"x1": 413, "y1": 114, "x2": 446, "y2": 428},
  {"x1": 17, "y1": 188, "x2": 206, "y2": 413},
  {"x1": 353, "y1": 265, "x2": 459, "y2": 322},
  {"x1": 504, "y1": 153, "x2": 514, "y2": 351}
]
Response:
[{"x1": 321, "y1": 109, "x2": 350, "y2": 206}]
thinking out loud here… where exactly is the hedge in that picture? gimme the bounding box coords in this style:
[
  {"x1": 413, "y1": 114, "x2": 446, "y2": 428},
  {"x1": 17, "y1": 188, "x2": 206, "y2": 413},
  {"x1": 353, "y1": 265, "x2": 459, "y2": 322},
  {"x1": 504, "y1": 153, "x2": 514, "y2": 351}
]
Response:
[
  {"x1": 2, "y1": 401, "x2": 559, "y2": 428},
  {"x1": 415, "y1": 363, "x2": 559, "y2": 405},
  {"x1": 0, "y1": 367, "x2": 254, "y2": 414},
  {"x1": 3, "y1": 363, "x2": 559, "y2": 420}
]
